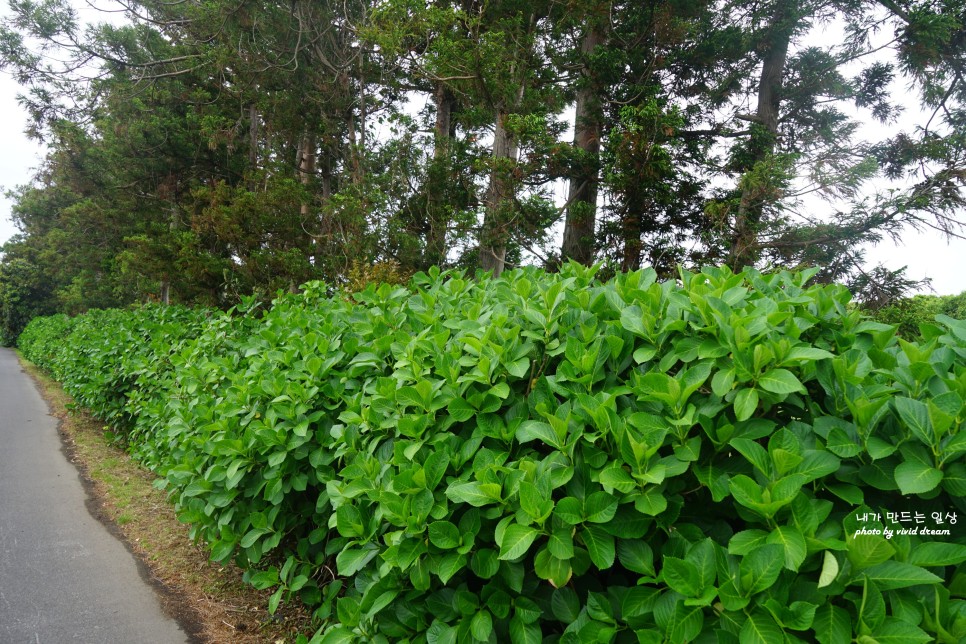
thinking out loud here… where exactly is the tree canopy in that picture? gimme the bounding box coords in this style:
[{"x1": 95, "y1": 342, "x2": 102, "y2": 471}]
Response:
[{"x1": 2, "y1": 0, "x2": 965, "y2": 341}]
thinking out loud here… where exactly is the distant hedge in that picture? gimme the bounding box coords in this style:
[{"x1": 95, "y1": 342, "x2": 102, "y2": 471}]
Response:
[
  {"x1": 19, "y1": 265, "x2": 966, "y2": 644},
  {"x1": 873, "y1": 292, "x2": 966, "y2": 340}
]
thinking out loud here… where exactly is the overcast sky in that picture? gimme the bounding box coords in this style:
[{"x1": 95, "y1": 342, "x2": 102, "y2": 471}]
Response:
[
  {"x1": 2, "y1": 6, "x2": 965, "y2": 296},
  {"x1": 0, "y1": 70, "x2": 45, "y2": 245}
]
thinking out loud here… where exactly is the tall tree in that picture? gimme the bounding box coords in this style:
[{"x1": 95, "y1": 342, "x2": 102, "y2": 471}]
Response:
[{"x1": 558, "y1": 2, "x2": 609, "y2": 266}]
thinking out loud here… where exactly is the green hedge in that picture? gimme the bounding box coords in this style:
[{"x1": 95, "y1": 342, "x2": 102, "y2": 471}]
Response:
[{"x1": 18, "y1": 265, "x2": 966, "y2": 644}]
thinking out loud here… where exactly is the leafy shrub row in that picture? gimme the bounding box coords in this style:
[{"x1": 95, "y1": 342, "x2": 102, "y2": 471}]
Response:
[
  {"x1": 18, "y1": 265, "x2": 966, "y2": 643},
  {"x1": 872, "y1": 291, "x2": 966, "y2": 340}
]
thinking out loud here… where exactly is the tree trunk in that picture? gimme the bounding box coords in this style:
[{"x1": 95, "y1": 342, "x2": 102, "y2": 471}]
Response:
[
  {"x1": 620, "y1": 210, "x2": 642, "y2": 272},
  {"x1": 479, "y1": 110, "x2": 518, "y2": 277},
  {"x1": 160, "y1": 196, "x2": 179, "y2": 305},
  {"x1": 561, "y1": 20, "x2": 607, "y2": 266},
  {"x1": 425, "y1": 83, "x2": 454, "y2": 268},
  {"x1": 729, "y1": 3, "x2": 797, "y2": 269},
  {"x1": 298, "y1": 132, "x2": 316, "y2": 221},
  {"x1": 248, "y1": 104, "x2": 259, "y2": 173}
]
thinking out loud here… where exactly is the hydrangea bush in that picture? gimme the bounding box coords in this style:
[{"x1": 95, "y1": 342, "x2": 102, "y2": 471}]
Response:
[{"x1": 19, "y1": 264, "x2": 966, "y2": 643}]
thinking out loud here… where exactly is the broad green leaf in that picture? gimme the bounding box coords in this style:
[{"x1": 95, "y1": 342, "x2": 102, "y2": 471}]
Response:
[
  {"x1": 775, "y1": 600, "x2": 817, "y2": 631},
  {"x1": 240, "y1": 527, "x2": 270, "y2": 549},
  {"x1": 662, "y1": 556, "x2": 701, "y2": 596},
  {"x1": 739, "y1": 544, "x2": 784, "y2": 595},
  {"x1": 894, "y1": 397, "x2": 934, "y2": 447},
  {"x1": 516, "y1": 420, "x2": 563, "y2": 449},
  {"x1": 734, "y1": 388, "x2": 759, "y2": 421},
  {"x1": 730, "y1": 437, "x2": 771, "y2": 477},
  {"x1": 507, "y1": 357, "x2": 530, "y2": 378},
  {"x1": 826, "y1": 426, "x2": 863, "y2": 458},
  {"x1": 665, "y1": 601, "x2": 705, "y2": 643},
  {"x1": 514, "y1": 598, "x2": 542, "y2": 624},
  {"x1": 509, "y1": 616, "x2": 542, "y2": 644},
  {"x1": 729, "y1": 530, "x2": 769, "y2": 556},
  {"x1": 818, "y1": 550, "x2": 839, "y2": 588},
  {"x1": 766, "y1": 526, "x2": 807, "y2": 571},
  {"x1": 519, "y1": 481, "x2": 552, "y2": 521},
  {"x1": 758, "y1": 368, "x2": 805, "y2": 394},
  {"x1": 825, "y1": 482, "x2": 864, "y2": 505},
  {"x1": 617, "y1": 539, "x2": 654, "y2": 576},
  {"x1": 680, "y1": 361, "x2": 712, "y2": 400},
  {"x1": 470, "y1": 548, "x2": 500, "y2": 579},
  {"x1": 249, "y1": 569, "x2": 279, "y2": 590},
  {"x1": 581, "y1": 524, "x2": 616, "y2": 569},
  {"x1": 795, "y1": 451, "x2": 841, "y2": 483},
  {"x1": 622, "y1": 587, "x2": 660, "y2": 623},
  {"x1": 847, "y1": 534, "x2": 895, "y2": 570},
  {"x1": 426, "y1": 620, "x2": 458, "y2": 644},
  {"x1": 711, "y1": 368, "x2": 735, "y2": 396},
  {"x1": 319, "y1": 627, "x2": 357, "y2": 644},
  {"x1": 866, "y1": 437, "x2": 897, "y2": 460},
  {"x1": 813, "y1": 604, "x2": 850, "y2": 644},
  {"x1": 633, "y1": 490, "x2": 667, "y2": 516},
  {"x1": 428, "y1": 521, "x2": 462, "y2": 549},
  {"x1": 673, "y1": 436, "x2": 702, "y2": 462},
  {"x1": 336, "y1": 544, "x2": 379, "y2": 576},
  {"x1": 209, "y1": 538, "x2": 236, "y2": 562},
  {"x1": 908, "y1": 542, "x2": 966, "y2": 567},
  {"x1": 893, "y1": 460, "x2": 943, "y2": 495},
  {"x1": 857, "y1": 577, "x2": 886, "y2": 632},
  {"x1": 729, "y1": 475, "x2": 796, "y2": 517},
  {"x1": 453, "y1": 591, "x2": 479, "y2": 616},
  {"x1": 862, "y1": 561, "x2": 942, "y2": 589},
  {"x1": 470, "y1": 610, "x2": 493, "y2": 641},
  {"x1": 551, "y1": 588, "x2": 581, "y2": 623},
  {"x1": 534, "y1": 546, "x2": 572, "y2": 588},
  {"x1": 740, "y1": 610, "x2": 784, "y2": 644},
  {"x1": 867, "y1": 617, "x2": 932, "y2": 643},
  {"x1": 586, "y1": 591, "x2": 615, "y2": 622},
  {"x1": 620, "y1": 306, "x2": 647, "y2": 337},
  {"x1": 599, "y1": 465, "x2": 637, "y2": 493},
  {"x1": 944, "y1": 462, "x2": 966, "y2": 495},
  {"x1": 633, "y1": 345, "x2": 657, "y2": 363},
  {"x1": 397, "y1": 385, "x2": 426, "y2": 410},
  {"x1": 490, "y1": 382, "x2": 510, "y2": 399},
  {"x1": 499, "y1": 524, "x2": 540, "y2": 560},
  {"x1": 859, "y1": 461, "x2": 899, "y2": 491},
  {"x1": 728, "y1": 474, "x2": 763, "y2": 507},
  {"x1": 547, "y1": 526, "x2": 574, "y2": 559},
  {"x1": 584, "y1": 491, "x2": 618, "y2": 523},
  {"x1": 717, "y1": 578, "x2": 750, "y2": 612},
  {"x1": 445, "y1": 481, "x2": 502, "y2": 507},
  {"x1": 554, "y1": 497, "x2": 584, "y2": 524},
  {"x1": 436, "y1": 552, "x2": 467, "y2": 584},
  {"x1": 688, "y1": 539, "x2": 717, "y2": 588},
  {"x1": 447, "y1": 398, "x2": 476, "y2": 422},
  {"x1": 785, "y1": 346, "x2": 834, "y2": 362},
  {"x1": 770, "y1": 447, "x2": 804, "y2": 475}
]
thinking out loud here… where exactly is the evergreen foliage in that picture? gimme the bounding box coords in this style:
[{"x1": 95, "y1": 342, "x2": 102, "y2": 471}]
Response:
[{"x1": 2, "y1": 0, "x2": 966, "y2": 342}]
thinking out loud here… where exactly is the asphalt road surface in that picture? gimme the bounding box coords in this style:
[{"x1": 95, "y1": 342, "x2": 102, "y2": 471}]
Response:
[{"x1": 0, "y1": 347, "x2": 191, "y2": 643}]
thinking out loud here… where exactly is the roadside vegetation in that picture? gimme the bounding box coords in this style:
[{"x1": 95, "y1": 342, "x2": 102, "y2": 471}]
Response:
[
  {"x1": 19, "y1": 359, "x2": 313, "y2": 643},
  {"x1": 18, "y1": 264, "x2": 966, "y2": 643}
]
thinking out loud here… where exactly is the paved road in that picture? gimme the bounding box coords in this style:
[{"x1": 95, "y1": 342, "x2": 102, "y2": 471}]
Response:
[{"x1": 0, "y1": 347, "x2": 192, "y2": 643}]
